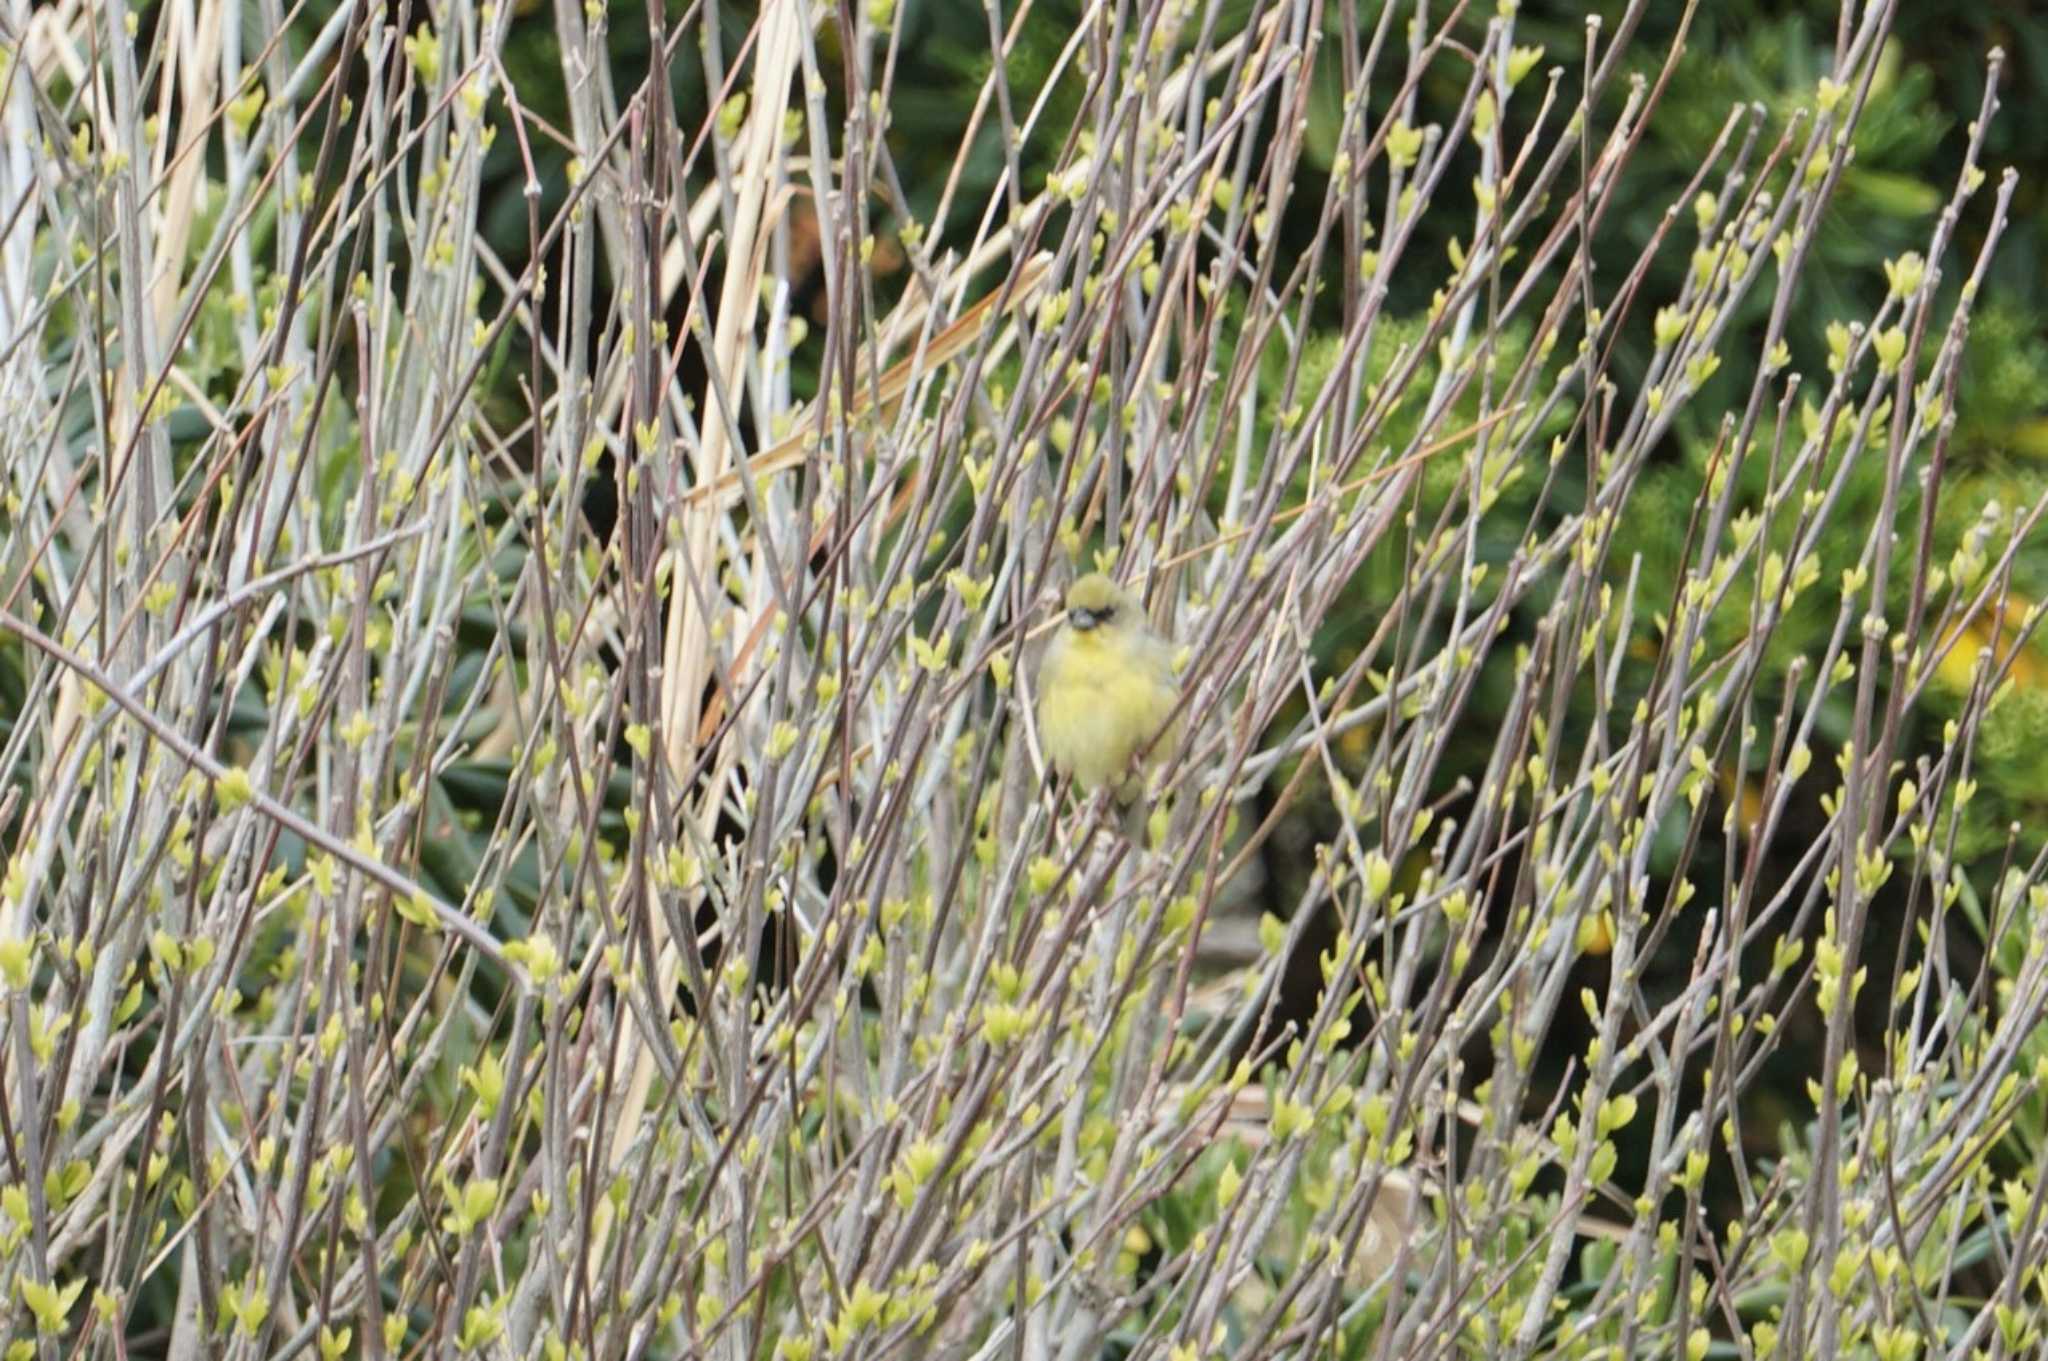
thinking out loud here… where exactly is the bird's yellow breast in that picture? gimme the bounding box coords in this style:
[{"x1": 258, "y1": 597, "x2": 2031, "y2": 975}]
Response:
[{"x1": 1037, "y1": 628, "x2": 1180, "y2": 799}]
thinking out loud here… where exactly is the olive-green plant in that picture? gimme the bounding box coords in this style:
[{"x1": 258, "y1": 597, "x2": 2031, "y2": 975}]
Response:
[{"x1": 2, "y1": 2, "x2": 2045, "y2": 1359}]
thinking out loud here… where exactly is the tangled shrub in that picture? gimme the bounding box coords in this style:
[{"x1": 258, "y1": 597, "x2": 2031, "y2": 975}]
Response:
[{"x1": 0, "y1": 0, "x2": 2042, "y2": 1357}]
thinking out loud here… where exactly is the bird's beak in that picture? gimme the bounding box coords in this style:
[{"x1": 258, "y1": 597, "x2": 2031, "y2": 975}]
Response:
[{"x1": 1067, "y1": 607, "x2": 1099, "y2": 631}]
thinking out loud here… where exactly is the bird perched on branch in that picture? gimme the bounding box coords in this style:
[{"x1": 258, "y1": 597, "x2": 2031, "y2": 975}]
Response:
[{"x1": 1036, "y1": 572, "x2": 1183, "y2": 813}]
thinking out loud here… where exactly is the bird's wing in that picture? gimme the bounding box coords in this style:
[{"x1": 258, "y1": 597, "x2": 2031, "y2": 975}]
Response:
[{"x1": 1036, "y1": 628, "x2": 1072, "y2": 692}]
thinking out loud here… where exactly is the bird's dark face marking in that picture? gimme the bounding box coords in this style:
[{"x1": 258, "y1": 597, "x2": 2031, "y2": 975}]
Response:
[
  {"x1": 1067, "y1": 603, "x2": 1113, "y2": 631},
  {"x1": 1062, "y1": 573, "x2": 1127, "y2": 633}
]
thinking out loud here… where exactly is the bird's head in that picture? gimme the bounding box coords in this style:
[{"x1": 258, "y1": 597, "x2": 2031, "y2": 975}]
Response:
[{"x1": 1063, "y1": 573, "x2": 1133, "y2": 634}]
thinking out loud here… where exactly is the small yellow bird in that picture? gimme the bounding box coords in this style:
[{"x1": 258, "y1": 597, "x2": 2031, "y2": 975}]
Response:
[{"x1": 1036, "y1": 572, "x2": 1182, "y2": 806}]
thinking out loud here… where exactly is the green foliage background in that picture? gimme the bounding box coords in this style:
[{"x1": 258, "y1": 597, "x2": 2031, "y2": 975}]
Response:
[{"x1": 437, "y1": 0, "x2": 2048, "y2": 1159}]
